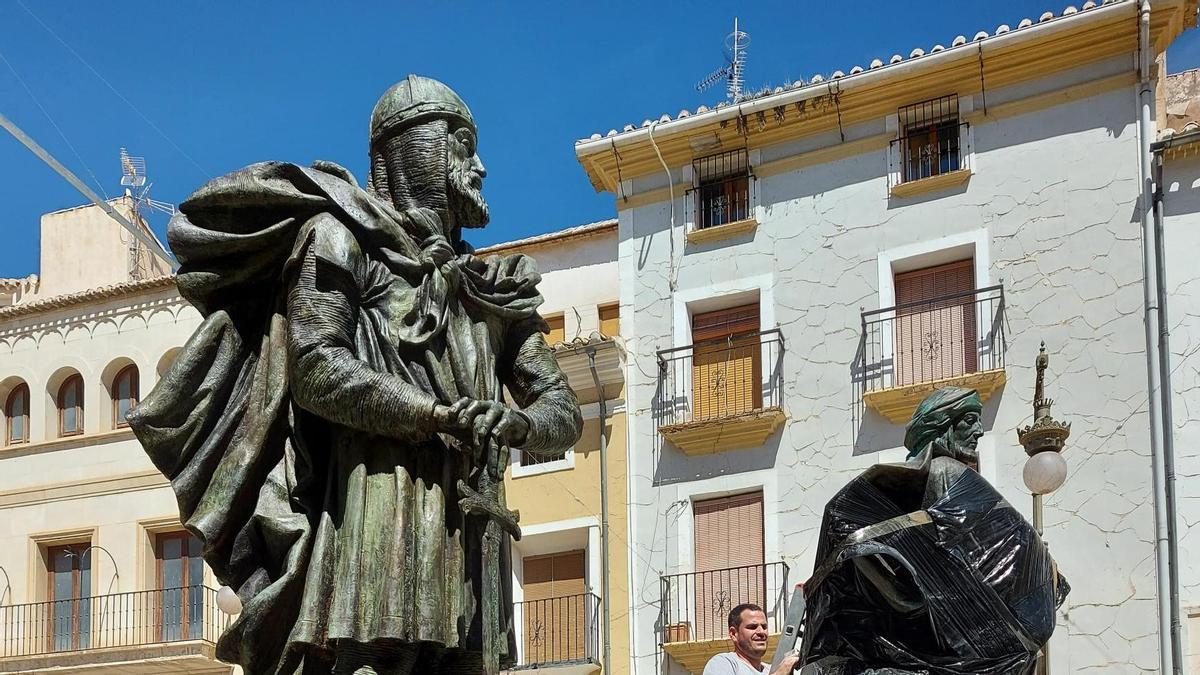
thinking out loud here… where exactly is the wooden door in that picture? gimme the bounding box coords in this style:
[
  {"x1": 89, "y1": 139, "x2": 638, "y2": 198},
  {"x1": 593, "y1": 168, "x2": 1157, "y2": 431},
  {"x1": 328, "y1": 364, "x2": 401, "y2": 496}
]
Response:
[
  {"x1": 691, "y1": 305, "x2": 761, "y2": 421},
  {"x1": 894, "y1": 260, "x2": 977, "y2": 386},
  {"x1": 157, "y1": 532, "x2": 204, "y2": 642},
  {"x1": 47, "y1": 544, "x2": 90, "y2": 652},
  {"x1": 693, "y1": 492, "x2": 765, "y2": 641},
  {"x1": 522, "y1": 550, "x2": 586, "y2": 663}
]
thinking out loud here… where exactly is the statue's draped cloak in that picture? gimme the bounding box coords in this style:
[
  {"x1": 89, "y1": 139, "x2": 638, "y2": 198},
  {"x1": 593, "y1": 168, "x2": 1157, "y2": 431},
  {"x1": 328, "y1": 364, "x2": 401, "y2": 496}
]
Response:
[{"x1": 128, "y1": 161, "x2": 581, "y2": 673}]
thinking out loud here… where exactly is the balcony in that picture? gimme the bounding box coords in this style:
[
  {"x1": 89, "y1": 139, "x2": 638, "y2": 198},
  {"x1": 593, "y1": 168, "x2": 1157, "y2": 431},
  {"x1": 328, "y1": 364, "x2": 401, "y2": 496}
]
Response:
[
  {"x1": 659, "y1": 562, "x2": 790, "y2": 674},
  {"x1": 509, "y1": 593, "x2": 601, "y2": 675},
  {"x1": 855, "y1": 284, "x2": 1006, "y2": 424},
  {"x1": 656, "y1": 329, "x2": 786, "y2": 455},
  {"x1": 0, "y1": 586, "x2": 232, "y2": 674}
]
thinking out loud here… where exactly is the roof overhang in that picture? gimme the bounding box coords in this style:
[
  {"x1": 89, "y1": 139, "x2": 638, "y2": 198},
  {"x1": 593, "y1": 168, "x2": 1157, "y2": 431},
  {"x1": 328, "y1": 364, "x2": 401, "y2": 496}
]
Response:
[{"x1": 553, "y1": 336, "x2": 623, "y2": 393}]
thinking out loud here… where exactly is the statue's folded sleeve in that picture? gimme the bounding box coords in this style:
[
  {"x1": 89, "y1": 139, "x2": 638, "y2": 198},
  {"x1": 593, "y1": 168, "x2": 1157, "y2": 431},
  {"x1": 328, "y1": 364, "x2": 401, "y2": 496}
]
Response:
[{"x1": 285, "y1": 213, "x2": 439, "y2": 440}]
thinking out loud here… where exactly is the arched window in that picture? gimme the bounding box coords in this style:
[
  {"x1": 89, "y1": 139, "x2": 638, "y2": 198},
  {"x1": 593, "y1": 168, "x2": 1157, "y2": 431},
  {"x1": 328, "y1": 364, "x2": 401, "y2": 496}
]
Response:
[
  {"x1": 112, "y1": 366, "x2": 138, "y2": 428},
  {"x1": 58, "y1": 375, "x2": 83, "y2": 437},
  {"x1": 5, "y1": 383, "x2": 28, "y2": 445}
]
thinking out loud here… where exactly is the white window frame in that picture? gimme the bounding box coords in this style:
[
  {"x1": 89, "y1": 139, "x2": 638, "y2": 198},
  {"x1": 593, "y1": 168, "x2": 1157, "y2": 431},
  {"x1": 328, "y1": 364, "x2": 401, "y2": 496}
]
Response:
[
  {"x1": 874, "y1": 229, "x2": 997, "y2": 482},
  {"x1": 682, "y1": 149, "x2": 762, "y2": 234},
  {"x1": 885, "y1": 94, "x2": 976, "y2": 189},
  {"x1": 511, "y1": 445, "x2": 574, "y2": 478}
]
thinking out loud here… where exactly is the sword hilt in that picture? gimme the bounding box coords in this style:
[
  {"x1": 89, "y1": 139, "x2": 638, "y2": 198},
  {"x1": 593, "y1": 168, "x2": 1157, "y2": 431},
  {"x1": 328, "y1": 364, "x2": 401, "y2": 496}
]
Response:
[{"x1": 457, "y1": 479, "x2": 521, "y2": 540}]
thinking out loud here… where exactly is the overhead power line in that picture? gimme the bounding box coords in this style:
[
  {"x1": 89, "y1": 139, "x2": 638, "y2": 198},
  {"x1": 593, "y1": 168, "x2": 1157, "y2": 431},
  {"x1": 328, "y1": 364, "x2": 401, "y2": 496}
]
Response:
[
  {"x1": 0, "y1": 111, "x2": 177, "y2": 271},
  {"x1": 15, "y1": 0, "x2": 212, "y2": 180},
  {"x1": 0, "y1": 46, "x2": 108, "y2": 199}
]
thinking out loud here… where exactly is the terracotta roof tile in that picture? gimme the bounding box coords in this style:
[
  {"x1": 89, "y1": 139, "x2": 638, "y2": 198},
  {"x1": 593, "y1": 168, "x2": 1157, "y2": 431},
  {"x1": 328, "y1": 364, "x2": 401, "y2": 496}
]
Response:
[
  {"x1": 576, "y1": 1, "x2": 1123, "y2": 145},
  {"x1": 0, "y1": 275, "x2": 177, "y2": 320}
]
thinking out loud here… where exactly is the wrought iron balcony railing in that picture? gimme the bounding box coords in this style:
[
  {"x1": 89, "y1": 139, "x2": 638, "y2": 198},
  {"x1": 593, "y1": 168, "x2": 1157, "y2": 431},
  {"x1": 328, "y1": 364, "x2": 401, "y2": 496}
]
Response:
[
  {"x1": 511, "y1": 592, "x2": 601, "y2": 669},
  {"x1": 855, "y1": 284, "x2": 1005, "y2": 397},
  {"x1": 0, "y1": 586, "x2": 229, "y2": 658},
  {"x1": 660, "y1": 562, "x2": 790, "y2": 644},
  {"x1": 656, "y1": 329, "x2": 784, "y2": 428}
]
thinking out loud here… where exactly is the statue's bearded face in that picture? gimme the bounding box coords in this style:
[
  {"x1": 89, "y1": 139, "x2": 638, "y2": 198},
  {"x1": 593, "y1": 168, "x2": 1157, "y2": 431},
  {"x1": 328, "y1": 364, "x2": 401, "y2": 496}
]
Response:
[
  {"x1": 447, "y1": 126, "x2": 489, "y2": 228},
  {"x1": 948, "y1": 410, "x2": 984, "y2": 463}
]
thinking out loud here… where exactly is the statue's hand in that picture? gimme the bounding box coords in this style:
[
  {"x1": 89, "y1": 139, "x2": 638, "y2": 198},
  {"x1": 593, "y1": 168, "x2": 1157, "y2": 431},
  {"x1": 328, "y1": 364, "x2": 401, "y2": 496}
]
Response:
[{"x1": 436, "y1": 397, "x2": 530, "y2": 475}]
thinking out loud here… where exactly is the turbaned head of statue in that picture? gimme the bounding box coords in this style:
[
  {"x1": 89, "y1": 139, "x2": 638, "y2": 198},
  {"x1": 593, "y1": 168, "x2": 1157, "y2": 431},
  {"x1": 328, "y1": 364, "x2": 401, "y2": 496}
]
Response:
[{"x1": 903, "y1": 386, "x2": 985, "y2": 464}]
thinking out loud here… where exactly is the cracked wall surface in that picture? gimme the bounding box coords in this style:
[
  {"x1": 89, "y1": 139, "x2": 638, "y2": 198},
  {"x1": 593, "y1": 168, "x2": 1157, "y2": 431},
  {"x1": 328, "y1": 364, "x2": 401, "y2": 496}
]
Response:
[
  {"x1": 618, "y1": 72, "x2": 1160, "y2": 673},
  {"x1": 1162, "y1": 152, "x2": 1200, "y2": 671}
]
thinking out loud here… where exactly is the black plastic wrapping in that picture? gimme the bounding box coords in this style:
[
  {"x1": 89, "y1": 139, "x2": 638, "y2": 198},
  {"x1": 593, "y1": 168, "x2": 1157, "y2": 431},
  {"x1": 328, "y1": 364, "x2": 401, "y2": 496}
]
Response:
[{"x1": 800, "y1": 459, "x2": 1068, "y2": 675}]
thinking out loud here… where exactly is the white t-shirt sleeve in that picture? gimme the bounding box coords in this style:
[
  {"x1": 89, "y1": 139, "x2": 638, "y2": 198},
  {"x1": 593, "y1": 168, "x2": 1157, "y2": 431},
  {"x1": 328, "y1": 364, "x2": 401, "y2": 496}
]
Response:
[{"x1": 702, "y1": 653, "x2": 738, "y2": 675}]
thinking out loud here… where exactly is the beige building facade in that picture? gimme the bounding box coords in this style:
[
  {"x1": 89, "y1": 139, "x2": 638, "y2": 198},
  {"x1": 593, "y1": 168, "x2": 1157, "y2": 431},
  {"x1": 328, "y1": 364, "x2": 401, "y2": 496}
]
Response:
[{"x1": 0, "y1": 199, "x2": 222, "y2": 673}]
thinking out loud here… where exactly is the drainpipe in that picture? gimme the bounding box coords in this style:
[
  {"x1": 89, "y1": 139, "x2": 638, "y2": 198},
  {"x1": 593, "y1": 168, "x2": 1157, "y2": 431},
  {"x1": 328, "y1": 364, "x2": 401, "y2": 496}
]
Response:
[
  {"x1": 586, "y1": 347, "x2": 612, "y2": 673},
  {"x1": 1137, "y1": 3, "x2": 1180, "y2": 673},
  {"x1": 1151, "y1": 139, "x2": 1184, "y2": 673}
]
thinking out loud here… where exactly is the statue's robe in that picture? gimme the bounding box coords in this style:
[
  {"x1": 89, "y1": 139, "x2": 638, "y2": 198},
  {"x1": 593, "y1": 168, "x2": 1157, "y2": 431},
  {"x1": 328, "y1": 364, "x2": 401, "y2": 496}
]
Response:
[
  {"x1": 128, "y1": 161, "x2": 582, "y2": 673},
  {"x1": 800, "y1": 454, "x2": 1069, "y2": 675}
]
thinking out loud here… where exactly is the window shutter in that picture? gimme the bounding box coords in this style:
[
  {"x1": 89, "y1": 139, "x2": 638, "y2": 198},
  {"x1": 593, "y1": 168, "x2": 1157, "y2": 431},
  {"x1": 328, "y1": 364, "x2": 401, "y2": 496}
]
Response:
[
  {"x1": 545, "y1": 315, "x2": 565, "y2": 347},
  {"x1": 894, "y1": 259, "x2": 977, "y2": 386},
  {"x1": 692, "y1": 492, "x2": 765, "y2": 640},
  {"x1": 691, "y1": 304, "x2": 762, "y2": 420},
  {"x1": 599, "y1": 304, "x2": 620, "y2": 337},
  {"x1": 522, "y1": 550, "x2": 587, "y2": 662}
]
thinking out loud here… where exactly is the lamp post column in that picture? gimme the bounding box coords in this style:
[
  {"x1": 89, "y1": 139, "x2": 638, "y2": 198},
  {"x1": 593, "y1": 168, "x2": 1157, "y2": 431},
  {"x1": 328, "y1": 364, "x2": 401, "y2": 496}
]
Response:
[{"x1": 1017, "y1": 342, "x2": 1072, "y2": 675}]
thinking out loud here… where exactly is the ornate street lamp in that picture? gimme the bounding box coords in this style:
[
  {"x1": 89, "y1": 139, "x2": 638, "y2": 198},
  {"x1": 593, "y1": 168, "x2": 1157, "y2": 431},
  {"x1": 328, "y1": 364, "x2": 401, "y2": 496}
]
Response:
[
  {"x1": 1017, "y1": 342, "x2": 1071, "y2": 675},
  {"x1": 216, "y1": 585, "x2": 243, "y2": 615},
  {"x1": 1017, "y1": 342, "x2": 1072, "y2": 527}
]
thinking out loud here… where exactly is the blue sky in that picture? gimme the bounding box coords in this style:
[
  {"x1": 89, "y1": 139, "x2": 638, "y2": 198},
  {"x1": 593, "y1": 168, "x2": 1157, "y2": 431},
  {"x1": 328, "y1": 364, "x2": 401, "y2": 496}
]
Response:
[{"x1": 2, "y1": 1, "x2": 1199, "y2": 279}]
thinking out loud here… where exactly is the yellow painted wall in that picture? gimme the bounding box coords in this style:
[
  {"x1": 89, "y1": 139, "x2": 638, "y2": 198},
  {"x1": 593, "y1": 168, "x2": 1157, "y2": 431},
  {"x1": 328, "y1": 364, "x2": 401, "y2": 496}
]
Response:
[{"x1": 507, "y1": 409, "x2": 630, "y2": 674}]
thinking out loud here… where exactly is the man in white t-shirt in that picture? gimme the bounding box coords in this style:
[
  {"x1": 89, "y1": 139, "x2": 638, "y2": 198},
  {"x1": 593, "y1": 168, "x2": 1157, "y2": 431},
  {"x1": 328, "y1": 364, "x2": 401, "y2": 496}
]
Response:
[{"x1": 702, "y1": 603, "x2": 800, "y2": 675}]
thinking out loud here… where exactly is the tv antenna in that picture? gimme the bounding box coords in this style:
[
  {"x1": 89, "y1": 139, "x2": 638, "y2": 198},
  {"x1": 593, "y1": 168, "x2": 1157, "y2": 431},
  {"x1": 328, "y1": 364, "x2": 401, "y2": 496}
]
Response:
[
  {"x1": 119, "y1": 148, "x2": 176, "y2": 280},
  {"x1": 695, "y1": 17, "x2": 749, "y2": 101}
]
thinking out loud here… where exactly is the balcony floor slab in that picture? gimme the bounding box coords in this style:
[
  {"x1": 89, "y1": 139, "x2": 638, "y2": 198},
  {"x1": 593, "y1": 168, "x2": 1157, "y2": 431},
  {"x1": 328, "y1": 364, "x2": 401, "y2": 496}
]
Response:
[
  {"x1": 659, "y1": 407, "x2": 787, "y2": 455},
  {"x1": 662, "y1": 634, "x2": 781, "y2": 674},
  {"x1": 0, "y1": 640, "x2": 232, "y2": 674},
  {"x1": 863, "y1": 368, "x2": 1007, "y2": 424}
]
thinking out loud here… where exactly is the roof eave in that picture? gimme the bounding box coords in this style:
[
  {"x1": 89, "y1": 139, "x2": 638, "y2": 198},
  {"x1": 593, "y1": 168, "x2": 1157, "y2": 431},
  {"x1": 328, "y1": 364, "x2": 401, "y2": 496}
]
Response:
[{"x1": 574, "y1": 0, "x2": 1138, "y2": 162}]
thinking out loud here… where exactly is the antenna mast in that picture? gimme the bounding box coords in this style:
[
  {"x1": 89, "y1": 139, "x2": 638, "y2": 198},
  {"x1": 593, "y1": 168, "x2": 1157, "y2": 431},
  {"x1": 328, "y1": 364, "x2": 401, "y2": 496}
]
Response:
[
  {"x1": 727, "y1": 18, "x2": 748, "y2": 101},
  {"x1": 695, "y1": 18, "x2": 750, "y2": 101},
  {"x1": 119, "y1": 148, "x2": 176, "y2": 281}
]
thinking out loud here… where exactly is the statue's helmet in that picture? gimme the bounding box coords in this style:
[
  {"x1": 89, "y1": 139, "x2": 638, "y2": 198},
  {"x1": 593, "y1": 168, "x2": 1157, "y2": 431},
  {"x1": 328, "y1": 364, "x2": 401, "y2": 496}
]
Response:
[{"x1": 369, "y1": 75, "x2": 475, "y2": 150}]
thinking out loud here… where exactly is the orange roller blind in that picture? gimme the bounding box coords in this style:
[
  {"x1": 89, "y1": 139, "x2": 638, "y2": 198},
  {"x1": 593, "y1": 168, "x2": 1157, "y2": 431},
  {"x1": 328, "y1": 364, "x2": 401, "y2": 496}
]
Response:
[
  {"x1": 522, "y1": 550, "x2": 586, "y2": 662},
  {"x1": 691, "y1": 304, "x2": 761, "y2": 421},
  {"x1": 599, "y1": 303, "x2": 620, "y2": 337},
  {"x1": 692, "y1": 492, "x2": 765, "y2": 640},
  {"x1": 894, "y1": 259, "x2": 977, "y2": 386},
  {"x1": 545, "y1": 315, "x2": 565, "y2": 347}
]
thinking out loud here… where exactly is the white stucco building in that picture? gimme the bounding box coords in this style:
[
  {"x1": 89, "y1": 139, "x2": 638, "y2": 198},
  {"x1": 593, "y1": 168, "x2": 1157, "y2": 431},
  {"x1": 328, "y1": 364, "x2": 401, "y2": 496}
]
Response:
[{"x1": 574, "y1": 1, "x2": 1198, "y2": 673}]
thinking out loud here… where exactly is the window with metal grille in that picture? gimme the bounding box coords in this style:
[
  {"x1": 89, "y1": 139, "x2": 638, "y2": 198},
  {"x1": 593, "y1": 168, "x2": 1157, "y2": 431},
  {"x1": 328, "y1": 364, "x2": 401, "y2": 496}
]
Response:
[
  {"x1": 897, "y1": 95, "x2": 962, "y2": 183},
  {"x1": 691, "y1": 149, "x2": 752, "y2": 230},
  {"x1": 520, "y1": 446, "x2": 567, "y2": 467}
]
